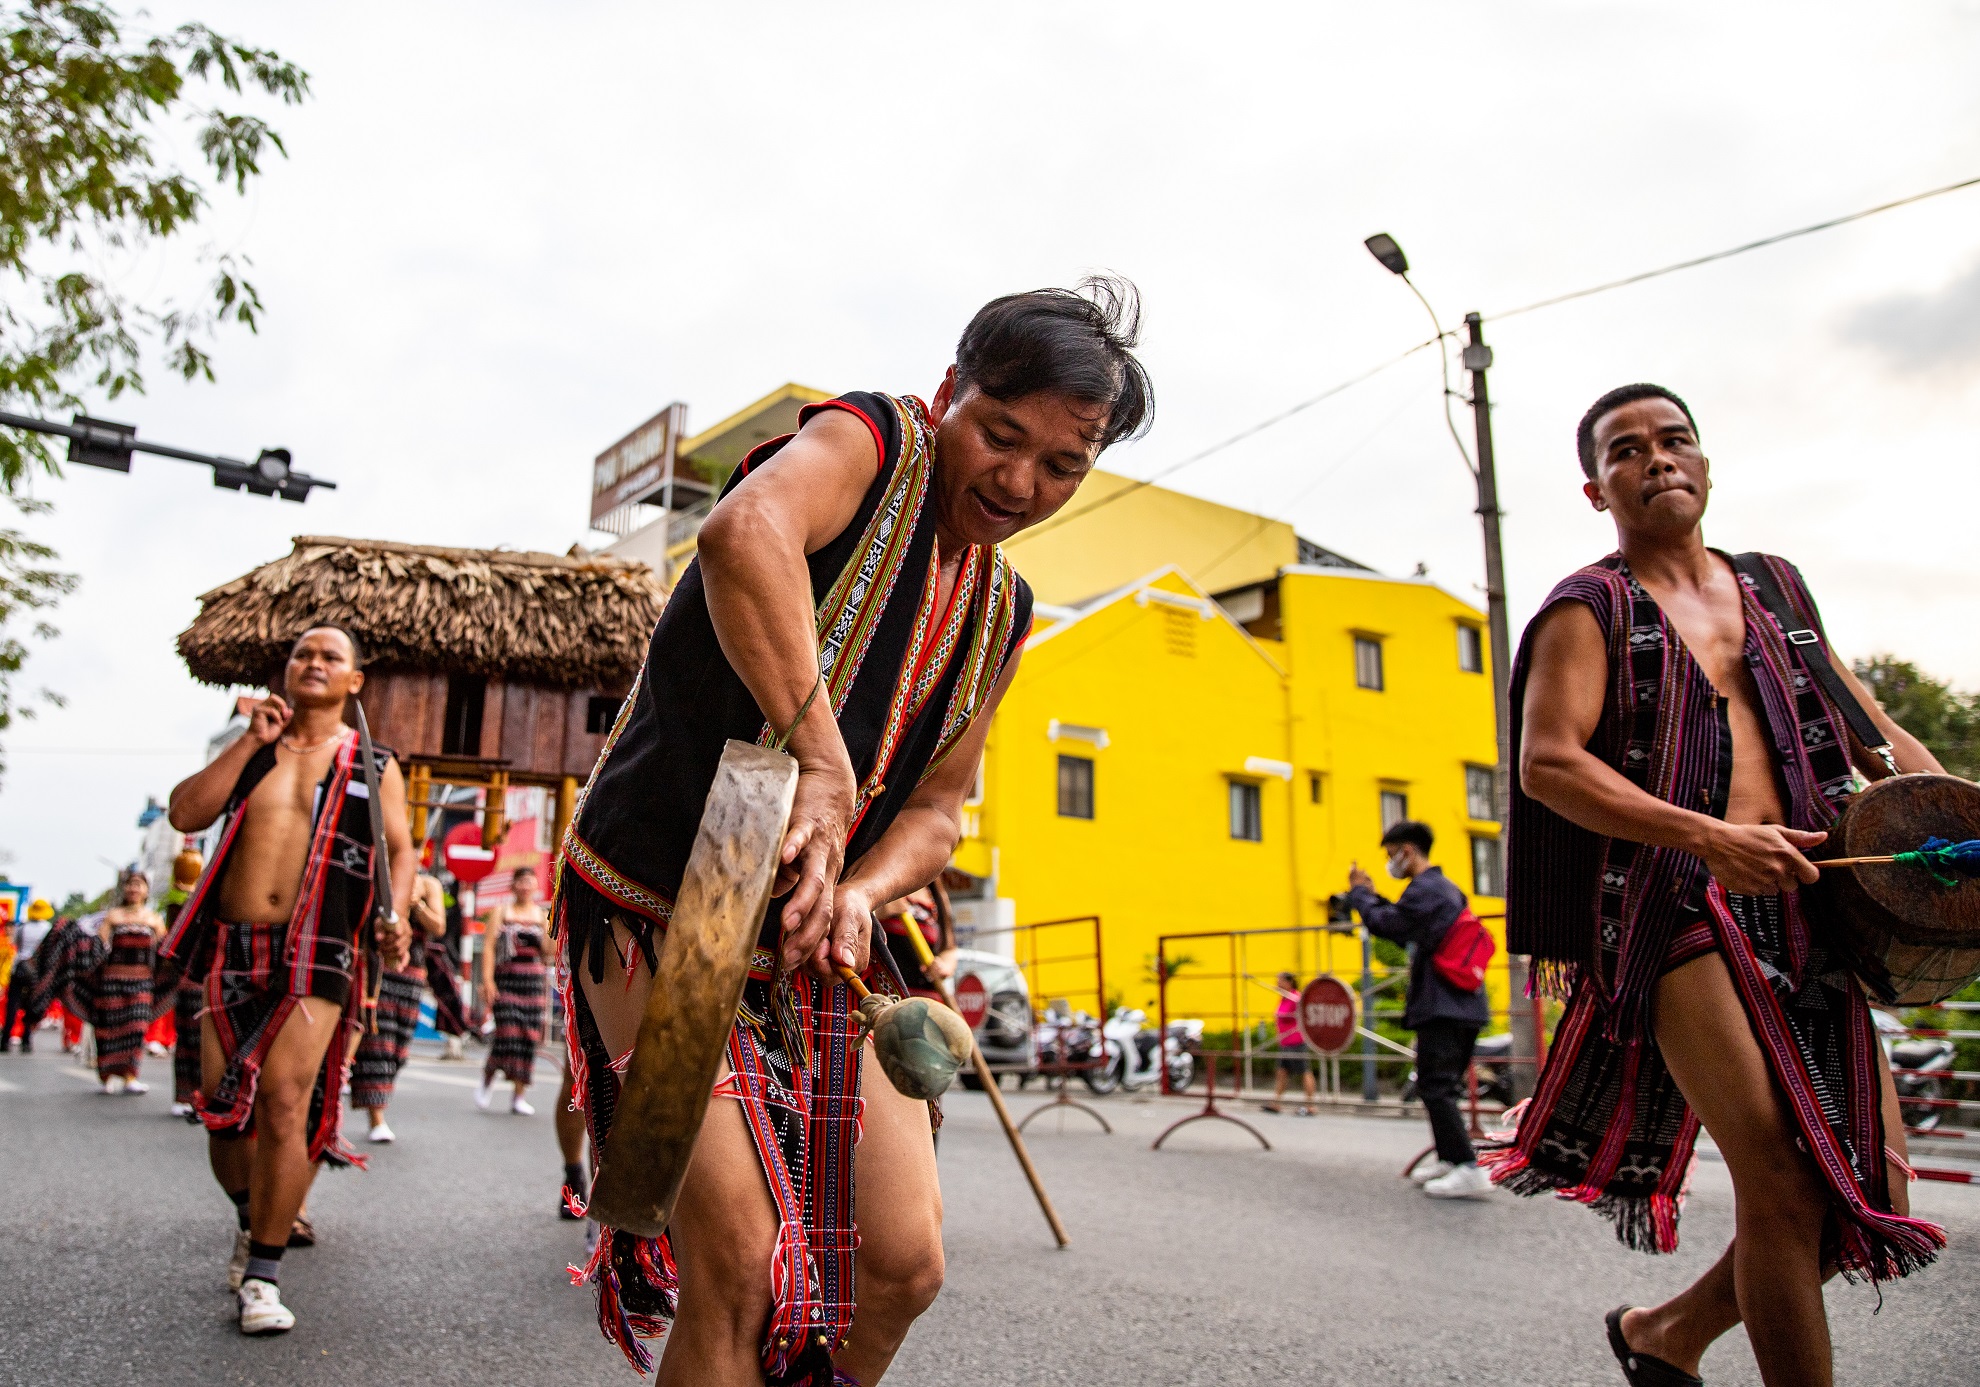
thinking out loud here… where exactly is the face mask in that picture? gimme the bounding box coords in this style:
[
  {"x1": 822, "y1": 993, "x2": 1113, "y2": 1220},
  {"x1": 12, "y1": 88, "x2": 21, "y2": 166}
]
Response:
[{"x1": 1385, "y1": 851, "x2": 1409, "y2": 879}]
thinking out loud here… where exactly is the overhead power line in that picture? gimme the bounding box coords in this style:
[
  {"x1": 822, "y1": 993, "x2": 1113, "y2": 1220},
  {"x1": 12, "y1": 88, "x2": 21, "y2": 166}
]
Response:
[
  {"x1": 1489, "y1": 172, "x2": 1980, "y2": 322},
  {"x1": 1013, "y1": 335, "x2": 1440, "y2": 544},
  {"x1": 1026, "y1": 170, "x2": 1980, "y2": 542}
]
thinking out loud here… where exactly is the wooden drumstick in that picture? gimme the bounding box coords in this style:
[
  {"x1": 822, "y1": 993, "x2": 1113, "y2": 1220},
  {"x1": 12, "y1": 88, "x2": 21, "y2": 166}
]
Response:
[{"x1": 896, "y1": 917, "x2": 1072, "y2": 1248}]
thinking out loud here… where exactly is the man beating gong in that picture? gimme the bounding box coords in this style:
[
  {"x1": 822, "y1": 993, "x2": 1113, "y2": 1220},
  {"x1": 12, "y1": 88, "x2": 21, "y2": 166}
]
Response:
[{"x1": 557, "y1": 277, "x2": 1152, "y2": 1385}]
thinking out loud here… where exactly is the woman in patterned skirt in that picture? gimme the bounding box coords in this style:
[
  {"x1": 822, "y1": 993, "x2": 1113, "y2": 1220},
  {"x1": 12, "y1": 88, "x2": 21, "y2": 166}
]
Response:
[
  {"x1": 87, "y1": 871, "x2": 166, "y2": 1093},
  {"x1": 475, "y1": 866, "x2": 548, "y2": 1116}
]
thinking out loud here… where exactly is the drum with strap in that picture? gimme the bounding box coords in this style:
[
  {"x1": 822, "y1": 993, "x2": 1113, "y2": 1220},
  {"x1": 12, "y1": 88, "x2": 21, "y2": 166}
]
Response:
[
  {"x1": 1733, "y1": 554, "x2": 1980, "y2": 1006},
  {"x1": 1808, "y1": 773, "x2": 1980, "y2": 1005}
]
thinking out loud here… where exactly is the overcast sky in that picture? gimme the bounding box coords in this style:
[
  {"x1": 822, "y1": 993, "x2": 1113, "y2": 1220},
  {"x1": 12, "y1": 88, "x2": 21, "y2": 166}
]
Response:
[{"x1": 4, "y1": 2, "x2": 1978, "y2": 901}]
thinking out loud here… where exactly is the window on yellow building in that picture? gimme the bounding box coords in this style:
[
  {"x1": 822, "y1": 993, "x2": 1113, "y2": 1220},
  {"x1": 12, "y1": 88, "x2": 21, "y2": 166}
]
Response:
[
  {"x1": 1465, "y1": 765, "x2": 1496, "y2": 821},
  {"x1": 1308, "y1": 772, "x2": 1324, "y2": 805},
  {"x1": 1354, "y1": 636, "x2": 1385, "y2": 690},
  {"x1": 1457, "y1": 623, "x2": 1484, "y2": 673},
  {"x1": 1057, "y1": 755, "x2": 1094, "y2": 819},
  {"x1": 1471, "y1": 835, "x2": 1503, "y2": 896},
  {"x1": 1228, "y1": 781, "x2": 1262, "y2": 841},
  {"x1": 1380, "y1": 789, "x2": 1408, "y2": 830}
]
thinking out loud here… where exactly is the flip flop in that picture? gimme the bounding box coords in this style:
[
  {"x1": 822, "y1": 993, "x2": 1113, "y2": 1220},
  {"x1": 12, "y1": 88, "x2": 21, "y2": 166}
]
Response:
[
  {"x1": 287, "y1": 1215, "x2": 316, "y2": 1249},
  {"x1": 1606, "y1": 1307, "x2": 1703, "y2": 1386}
]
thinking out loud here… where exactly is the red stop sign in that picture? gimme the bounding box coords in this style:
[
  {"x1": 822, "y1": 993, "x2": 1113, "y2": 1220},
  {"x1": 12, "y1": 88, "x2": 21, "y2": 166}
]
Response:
[
  {"x1": 952, "y1": 973, "x2": 989, "y2": 1030},
  {"x1": 1296, "y1": 975, "x2": 1357, "y2": 1054},
  {"x1": 442, "y1": 822, "x2": 497, "y2": 884}
]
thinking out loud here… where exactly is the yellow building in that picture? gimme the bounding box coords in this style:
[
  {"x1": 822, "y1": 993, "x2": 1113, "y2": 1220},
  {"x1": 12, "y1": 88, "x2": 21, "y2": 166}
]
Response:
[
  {"x1": 588, "y1": 387, "x2": 1504, "y2": 1031},
  {"x1": 952, "y1": 475, "x2": 1506, "y2": 1029}
]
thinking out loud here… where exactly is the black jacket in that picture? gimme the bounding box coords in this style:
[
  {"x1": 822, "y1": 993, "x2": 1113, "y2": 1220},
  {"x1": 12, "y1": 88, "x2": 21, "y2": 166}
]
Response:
[{"x1": 1348, "y1": 867, "x2": 1490, "y2": 1029}]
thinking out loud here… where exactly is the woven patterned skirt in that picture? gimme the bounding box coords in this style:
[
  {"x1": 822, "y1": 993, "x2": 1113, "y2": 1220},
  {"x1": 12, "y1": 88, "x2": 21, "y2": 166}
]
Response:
[
  {"x1": 351, "y1": 967, "x2": 424, "y2": 1110},
  {"x1": 200, "y1": 920, "x2": 364, "y2": 1169},
  {"x1": 86, "y1": 929, "x2": 155, "y2": 1081},
  {"x1": 566, "y1": 923, "x2": 918, "y2": 1384},
  {"x1": 487, "y1": 959, "x2": 547, "y2": 1086},
  {"x1": 424, "y1": 937, "x2": 469, "y2": 1036},
  {"x1": 1486, "y1": 885, "x2": 1944, "y2": 1281}
]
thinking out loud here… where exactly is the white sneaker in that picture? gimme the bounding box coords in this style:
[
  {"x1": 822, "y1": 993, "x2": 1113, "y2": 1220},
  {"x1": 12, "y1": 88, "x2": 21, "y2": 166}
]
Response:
[
  {"x1": 1410, "y1": 1159, "x2": 1457, "y2": 1184},
  {"x1": 511, "y1": 1095, "x2": 535, "y2": 1116},
  {"x1": 474, "y1": 1076, "x2": 495, "y2": 1111},
  {"x1": 442, "y1": 1035, "x2": 465, "y2": 1060},
  {"x1": 170, "y1": 1101, "x2": 194, "y2": 1118},
  {"x1": 228, "y1": 1228, "x2": 252, "y2": 1291},
  {"x1": 368, "y1": 1121, "x2": 396, "y2": 1143},
  {"x1": 237, "y1": 1277, "x2": 295, "y2": 1335},
  {"x1": 146, "y1": 1040, "x2": 168, "y2": 1056},
  {"x1": 102, "y1": 1076, "x2": 125, "y2": 1095},
  {"x1": 1423, "y1": 1163, "x2": 1494, "y2": 1199},
  {"x1": 124, "y1": 1079, "x2": 149, "y2": 1094}
]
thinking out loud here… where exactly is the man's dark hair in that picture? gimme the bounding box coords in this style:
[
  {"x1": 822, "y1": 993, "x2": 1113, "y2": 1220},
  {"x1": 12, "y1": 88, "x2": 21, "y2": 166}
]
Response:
[
  {"x1": 292, "y1": 623, "x2": 366, "y2": 667},
  {"x1": 954, "y1": 275, "x2": 1153, "y2": 450},
  {"x1": 1380, "y1": 819, "x2": 1434, "y2": 854},
  {"x1": 1575, "y1": 383, "x2": 1699, "y2": 478}
]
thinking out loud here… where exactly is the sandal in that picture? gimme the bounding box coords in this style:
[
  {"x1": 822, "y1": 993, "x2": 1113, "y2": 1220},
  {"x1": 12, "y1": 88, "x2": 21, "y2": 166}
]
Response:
[
  {"x1": 1605, "y1": 1307, "x2": 1702, "y2": 1386},
  {"x1": 287, "y1": 1215, "x2": 316, "y2": 1249}
]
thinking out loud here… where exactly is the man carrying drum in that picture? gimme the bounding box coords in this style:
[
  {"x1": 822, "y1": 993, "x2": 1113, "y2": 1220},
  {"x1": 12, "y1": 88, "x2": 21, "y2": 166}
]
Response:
[
  {"x1": 1491, "y1": 383, "x2": 1946, "y2": 1387},
  {"x1": 558, "y1": 279, "x2": 1150, "y2": 1385}
]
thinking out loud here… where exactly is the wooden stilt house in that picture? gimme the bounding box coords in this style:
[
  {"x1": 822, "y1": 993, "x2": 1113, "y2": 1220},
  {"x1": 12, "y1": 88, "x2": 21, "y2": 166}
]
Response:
[{"x1": 177, "y1": 536, "x2": 666, "y2": 853}]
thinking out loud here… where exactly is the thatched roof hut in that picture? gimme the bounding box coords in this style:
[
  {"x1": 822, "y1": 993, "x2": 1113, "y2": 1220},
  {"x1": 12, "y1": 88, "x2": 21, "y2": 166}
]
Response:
[
  {"x1": 179, "y1": 537, "x2": 666, "y2": 797},
  {"x1": 179, "y1": 535, "x2": 665, "y2": 690}
]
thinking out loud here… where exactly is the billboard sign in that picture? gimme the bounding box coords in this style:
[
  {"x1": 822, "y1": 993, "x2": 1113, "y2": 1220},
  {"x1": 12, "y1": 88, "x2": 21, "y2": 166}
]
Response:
[{"x1": 591, "y1": 402, "x2": 687, "y2": 526}]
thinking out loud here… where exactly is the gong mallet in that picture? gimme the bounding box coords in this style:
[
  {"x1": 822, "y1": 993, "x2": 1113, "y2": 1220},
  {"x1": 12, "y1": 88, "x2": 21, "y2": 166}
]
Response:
[
  {"x1": 837, "y1": 965, "x2": 975, "y2": 1100},
  {"x1": 898, "y1": 915, "x2": 1071, "y2": 1248}
]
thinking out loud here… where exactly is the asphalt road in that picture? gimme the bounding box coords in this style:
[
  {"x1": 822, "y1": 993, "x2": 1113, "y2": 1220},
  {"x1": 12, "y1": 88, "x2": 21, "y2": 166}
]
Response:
[{"x1": 3, "y1": 1042, "x2": 1976, "y2": 1386}]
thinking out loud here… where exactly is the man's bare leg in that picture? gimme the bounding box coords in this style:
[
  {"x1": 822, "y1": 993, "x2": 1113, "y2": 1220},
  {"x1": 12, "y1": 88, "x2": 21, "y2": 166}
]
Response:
[
  {"x1": 579, "y1": 943, "x2": 779, "y2": 1387},
  {"x1": 247, "y1": 997, "x2": 341, "y2": 1249},
  {"x1": 1621, "y1": 954, "x2": 1834, "y2": 1387},
  {"x1": 835, "y1": 1044, "x2": 944, "y2": 1384}
]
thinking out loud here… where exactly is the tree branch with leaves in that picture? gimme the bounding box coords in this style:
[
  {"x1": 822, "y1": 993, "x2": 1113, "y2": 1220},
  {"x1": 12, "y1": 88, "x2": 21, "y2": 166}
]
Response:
[{"x1": 0, "y1": 2, "x2": 308, "y2": 778}]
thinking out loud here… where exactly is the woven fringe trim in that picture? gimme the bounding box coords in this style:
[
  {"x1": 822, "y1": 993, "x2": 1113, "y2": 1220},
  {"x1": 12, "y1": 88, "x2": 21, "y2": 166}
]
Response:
[
  {"x1": 1832, "y1": 1208, "x2": 1947, "y2": 1285},
  {"x1": 1482, "y1": 1149, "x2": 1679, "y2": 1254},
  {"x1": 570, "y1": 1226, "x2": 678, "y2": 1375},
  {"x1": 560, "y1": 871, "x2": 660, "y2": 986},
  {"x1": 1527, "y1": 959, "x2": 1581, "y2": 1002}
]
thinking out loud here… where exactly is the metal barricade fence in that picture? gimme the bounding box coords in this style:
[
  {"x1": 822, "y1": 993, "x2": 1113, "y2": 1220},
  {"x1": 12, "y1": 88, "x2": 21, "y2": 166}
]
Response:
[
  {"x1": 1154, "y1": 918, "x2": 1546, "y2": 1128},
  {"x1": 1881, "y1": 997, "x2": 1980, "y2": 1185},
  {"x1": 956, "y1": 914, "x2": 1107, "y2": 1078}
]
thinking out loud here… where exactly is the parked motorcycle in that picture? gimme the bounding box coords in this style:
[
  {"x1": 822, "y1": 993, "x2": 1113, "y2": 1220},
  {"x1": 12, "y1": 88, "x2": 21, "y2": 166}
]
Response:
[
  {"x1": 1874, "y1": 1008, "x2": 1955, "y2": 1133},
  {"x1": 1025, "y1": 1001, "x2": 1106, "y2": 1091},
  {"x1": 1087, "y1": 1008, "x2": 1200, "y2": 1094}
]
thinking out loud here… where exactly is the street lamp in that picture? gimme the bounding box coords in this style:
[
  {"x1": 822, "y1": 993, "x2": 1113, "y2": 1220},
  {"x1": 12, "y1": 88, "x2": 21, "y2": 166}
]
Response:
[{"x1": 1364, "y1": 232, "x2": 1535, "y2": 1092}]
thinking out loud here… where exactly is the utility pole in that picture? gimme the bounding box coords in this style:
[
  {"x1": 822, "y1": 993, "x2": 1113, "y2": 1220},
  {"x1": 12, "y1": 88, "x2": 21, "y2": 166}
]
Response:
[{"x1": 1459, "y1": 311, "x2": 1536, "y2": 1099}]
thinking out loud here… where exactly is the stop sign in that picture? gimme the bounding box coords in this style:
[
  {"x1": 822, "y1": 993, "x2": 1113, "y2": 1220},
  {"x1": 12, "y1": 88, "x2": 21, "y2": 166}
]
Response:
[
  {"x1": 1296, "y1": 975, "x2": 1357, "y2": 1054},
  {"x1": 442, "y1": 822, "x2": 497, "y2": 884},
  {"x1": 952, "y1": 973, "x2": 989, "y2": 1030}
]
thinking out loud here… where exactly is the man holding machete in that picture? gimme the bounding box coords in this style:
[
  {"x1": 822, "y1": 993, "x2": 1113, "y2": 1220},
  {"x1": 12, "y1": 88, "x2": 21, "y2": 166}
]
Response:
[
  {"x1": 163, "y1": 625, "x2": 416, "y2": 1335},
  {"x1": 559, "y1": 277, "x2": 1152, "y2": 1384}
]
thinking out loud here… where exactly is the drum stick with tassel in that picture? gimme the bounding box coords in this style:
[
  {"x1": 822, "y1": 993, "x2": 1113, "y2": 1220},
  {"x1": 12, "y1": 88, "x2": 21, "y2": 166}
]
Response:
[{"x1": 895, "y1": 916, "x2": 1071, "y2": 1249}]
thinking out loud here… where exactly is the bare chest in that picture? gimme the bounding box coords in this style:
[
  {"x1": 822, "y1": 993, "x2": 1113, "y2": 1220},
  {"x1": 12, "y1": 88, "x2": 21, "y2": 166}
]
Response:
[
  {"x1": 241, "y1": 749, "x2": 338, "y2": 837},
  {"x1": 1646, "y1": 584, "x2": 1751, "y2": 697}
]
